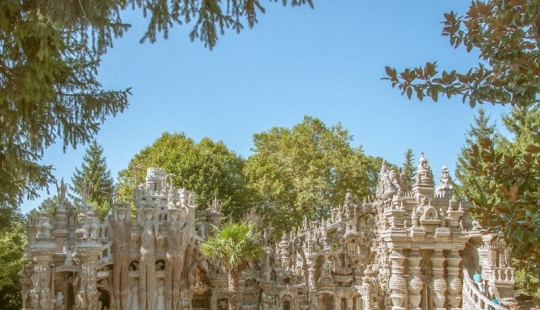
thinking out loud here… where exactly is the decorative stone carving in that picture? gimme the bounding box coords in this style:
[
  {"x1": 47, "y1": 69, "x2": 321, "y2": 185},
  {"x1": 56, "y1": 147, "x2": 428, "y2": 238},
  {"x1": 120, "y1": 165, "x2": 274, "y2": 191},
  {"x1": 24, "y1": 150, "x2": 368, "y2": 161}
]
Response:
[
  {"x1": 447, "y1": 250, "x2": 463, "y2": 309},
  {"x1": 431, "y1": 250, "x2": 447, "y2": 310},
  {"x1": 407, "y1": 250, "x2": 422, "y2": 310},
  {"x1": 162, "y1": 207, "x2": 188, "y2": 310},
  {"x1": 110, "y1": 203, "x2": 132, "y2": 310},
  {"x1": 19, "y1": 155, "x2": 516, "y2": 310},
  {"x1": 137, "y1": 203, "x2": 159, "y2": 310}
]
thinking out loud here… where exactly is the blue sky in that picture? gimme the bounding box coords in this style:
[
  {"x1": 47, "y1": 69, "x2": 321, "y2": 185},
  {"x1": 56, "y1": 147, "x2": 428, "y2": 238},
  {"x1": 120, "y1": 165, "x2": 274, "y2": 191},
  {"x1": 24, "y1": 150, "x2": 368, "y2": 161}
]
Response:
[{"x1": 21, "y1": 1, "x2": 510, "y2": 213}]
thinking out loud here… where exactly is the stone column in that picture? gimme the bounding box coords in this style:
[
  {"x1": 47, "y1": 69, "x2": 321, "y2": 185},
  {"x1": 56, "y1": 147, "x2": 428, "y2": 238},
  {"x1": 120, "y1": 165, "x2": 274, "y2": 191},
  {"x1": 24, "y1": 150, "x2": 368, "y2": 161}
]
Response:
[
  {"x1": 407, "y1": 250, "x2": 423, "y2": 310},
  {"x1": 30, "y1": 255, "x2": 56, "y2": 310},
  {"x1": 446, "y1": 250, "x2": 462, "y2": 310},
  {"x1": 308, "y1": 267, "x2": 316, "y2": 290},
  {"x1": 74, "y1": 251, "x2": 101, "y2": 310},
  {"x1": 388, "y1": 250, "x2": 406, "y2": 310},
  {"x1": 431, "y1": 250, "x2": 447, "y2": 310},
  {"x1": 361, "y1": 275, "x2": 374, "y2": 310},
  {"x1": 334, "y1": 295, "x2": 341, "y2": 310},
  {"x1": 29, "y1": 209, "x2": 57, "y2": 310},
  {"x1": 74, "y1": 208, "x2": 103, "y2": 310}
]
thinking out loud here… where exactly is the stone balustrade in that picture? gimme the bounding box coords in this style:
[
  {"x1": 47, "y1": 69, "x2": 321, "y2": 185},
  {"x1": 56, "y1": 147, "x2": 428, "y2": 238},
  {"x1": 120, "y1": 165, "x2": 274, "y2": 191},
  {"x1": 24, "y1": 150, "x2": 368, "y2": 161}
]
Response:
[
  {"x1": 462, "y1": 268, "x2": 508, "y2": 310},
  {"x1": 492, "y1": 267, "x2": 515, "y2": 282}
]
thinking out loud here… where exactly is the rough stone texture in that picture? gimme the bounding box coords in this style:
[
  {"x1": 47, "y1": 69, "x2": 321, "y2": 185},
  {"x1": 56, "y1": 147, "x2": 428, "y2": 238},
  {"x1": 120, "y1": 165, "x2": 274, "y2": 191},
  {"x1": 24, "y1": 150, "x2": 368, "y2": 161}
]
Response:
[{"x1": 22, "y1": 156, "x2": 517, "y2": 310}]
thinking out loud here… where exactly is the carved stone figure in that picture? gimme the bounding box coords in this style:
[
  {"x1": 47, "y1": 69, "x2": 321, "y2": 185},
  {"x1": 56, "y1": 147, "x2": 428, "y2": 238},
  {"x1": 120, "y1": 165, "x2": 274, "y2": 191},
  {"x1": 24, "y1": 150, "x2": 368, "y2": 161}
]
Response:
[
  {"x1": 162, "y1": 207, "x2": 188, "y2": 310},
  {"x1": 110, "y1": 205, "x2": 132, "y2": 310},
  {"x1": 129, "y1": 278, "x2": 140, "y2": 310},
  {"x1": 19, "y1": 159, "x2": 518, "y2": 310},
  {"x1": 154, "y1": 279, "x2": 166, "y2": 310},
  {"x1": 138, "y1": 203, "x2": 160, "y2": 310}
]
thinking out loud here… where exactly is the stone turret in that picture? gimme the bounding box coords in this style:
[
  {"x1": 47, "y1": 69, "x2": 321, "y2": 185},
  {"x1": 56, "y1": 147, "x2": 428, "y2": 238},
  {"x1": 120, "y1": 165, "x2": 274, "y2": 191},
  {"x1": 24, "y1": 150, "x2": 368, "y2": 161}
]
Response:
[
  {"x1": 145, "y1": 167, "x2": 167, "y2": 193},
  {"x1": 19, "y1": 154, "x2": 516, "y2": 310},
  {"x1": 412, "y1": 152, "x2": 435, "y2": 198}
]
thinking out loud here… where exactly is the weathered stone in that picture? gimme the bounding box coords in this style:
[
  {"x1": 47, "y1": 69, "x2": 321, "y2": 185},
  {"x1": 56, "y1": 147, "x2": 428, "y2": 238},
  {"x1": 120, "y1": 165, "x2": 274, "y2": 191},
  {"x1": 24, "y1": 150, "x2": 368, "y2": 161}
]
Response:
[{"x1": 21, "y1": 157, "x2": 517, "y2": 310}]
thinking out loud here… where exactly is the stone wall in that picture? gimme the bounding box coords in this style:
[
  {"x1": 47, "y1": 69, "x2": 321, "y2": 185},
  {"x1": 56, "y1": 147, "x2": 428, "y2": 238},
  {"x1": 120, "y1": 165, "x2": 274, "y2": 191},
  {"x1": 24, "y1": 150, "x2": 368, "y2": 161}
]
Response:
[{"x1": 21, "y1": 155, "x2": 516, "y2": 310}]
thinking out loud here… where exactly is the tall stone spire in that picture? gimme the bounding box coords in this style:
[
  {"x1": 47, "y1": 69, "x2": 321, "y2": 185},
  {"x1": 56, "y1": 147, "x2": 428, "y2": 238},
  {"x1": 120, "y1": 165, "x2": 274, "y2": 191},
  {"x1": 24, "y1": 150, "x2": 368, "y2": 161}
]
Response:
[{"x1": 412, "y1": 152, "x2": 435, "y2": 197}]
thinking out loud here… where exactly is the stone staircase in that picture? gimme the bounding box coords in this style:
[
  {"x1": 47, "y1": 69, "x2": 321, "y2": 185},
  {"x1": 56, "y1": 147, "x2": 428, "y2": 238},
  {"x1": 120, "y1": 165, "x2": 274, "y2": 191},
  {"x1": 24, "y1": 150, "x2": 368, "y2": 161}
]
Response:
[{"x1": 462, "y1": 268, "x2": 508, "y2": 310}]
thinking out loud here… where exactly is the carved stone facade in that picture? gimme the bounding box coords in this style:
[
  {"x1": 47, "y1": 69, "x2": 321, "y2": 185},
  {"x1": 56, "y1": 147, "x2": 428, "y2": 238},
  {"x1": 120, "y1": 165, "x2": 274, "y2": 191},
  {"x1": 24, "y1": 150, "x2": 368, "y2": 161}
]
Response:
[{"x1": 21, "y1": 155, "x2": 516, "y2": 310}]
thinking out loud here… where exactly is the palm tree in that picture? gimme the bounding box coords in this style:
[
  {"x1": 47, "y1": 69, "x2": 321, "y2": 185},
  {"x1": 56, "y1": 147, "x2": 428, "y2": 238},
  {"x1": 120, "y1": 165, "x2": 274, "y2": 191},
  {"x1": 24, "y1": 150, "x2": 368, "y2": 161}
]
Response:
[{"x1": 201, "y1": 223, "x2": 264, "y2": 310}]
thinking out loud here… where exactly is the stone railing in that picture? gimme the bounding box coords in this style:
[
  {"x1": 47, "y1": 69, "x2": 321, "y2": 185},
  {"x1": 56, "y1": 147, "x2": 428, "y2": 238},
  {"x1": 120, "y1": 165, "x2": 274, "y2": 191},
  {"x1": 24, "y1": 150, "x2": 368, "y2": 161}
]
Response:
[
  {"x1": 492, "y1": 267, "x2": 515, "y2": 282},
  {"x1": 462, "y1": 268, "x2": 508, "y2": 310},
  {"x1": 99, "y1": 241, "x2": 113, "y2": 260}
]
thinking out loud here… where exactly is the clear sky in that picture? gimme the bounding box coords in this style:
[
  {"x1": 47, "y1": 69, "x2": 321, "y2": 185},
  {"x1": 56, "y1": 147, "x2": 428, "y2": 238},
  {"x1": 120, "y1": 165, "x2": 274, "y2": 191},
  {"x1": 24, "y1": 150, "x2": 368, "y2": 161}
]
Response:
[{"x1": 21, "y1": 1, "x2": 510, "y2": 213}]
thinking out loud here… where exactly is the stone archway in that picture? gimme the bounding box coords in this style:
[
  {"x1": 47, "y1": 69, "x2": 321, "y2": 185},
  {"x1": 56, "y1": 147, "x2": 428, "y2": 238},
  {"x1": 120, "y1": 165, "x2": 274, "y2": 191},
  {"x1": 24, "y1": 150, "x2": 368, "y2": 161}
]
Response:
[
  {"x1": 320, "y1": 293, "x2": 334, "y2": 310},
  {"x1": 192, "y1": 290, "x2": 211, "y2": 310}
]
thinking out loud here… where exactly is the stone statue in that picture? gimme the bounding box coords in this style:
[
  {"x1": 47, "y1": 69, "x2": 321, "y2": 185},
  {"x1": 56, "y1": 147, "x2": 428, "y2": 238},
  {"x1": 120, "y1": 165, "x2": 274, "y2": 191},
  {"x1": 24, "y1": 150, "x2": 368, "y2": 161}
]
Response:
[
  {"x1": 129, "y1": 278, "x2": 140, "y2": 310},
  {"x1": 436, "y1": 166, "x2": 454, "y2": 197},
  {"x1": 55, "y1": 291, "x2": 65, "y2": 310},
  {"x1": 416, "y1": 152, "x2": 434, "y2": 185},
  {"x1": 138, "y1": 203, "x2": 160, "y2": 310},
  {"x1": 162, "y1": 207, "x2": 188, "y2": 310},
  {"x1": 110, "y1": 205, "x2": 132, "y2": 310},
  {"x1": 153, "y1": 279, "x2": 166, "y2": 310}
]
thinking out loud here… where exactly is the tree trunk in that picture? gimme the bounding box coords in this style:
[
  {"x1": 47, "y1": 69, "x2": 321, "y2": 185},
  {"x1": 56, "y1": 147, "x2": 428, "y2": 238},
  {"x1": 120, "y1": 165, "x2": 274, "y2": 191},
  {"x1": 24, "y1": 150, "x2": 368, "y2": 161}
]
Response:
[{"x1": 228, "y1": 268, "x2": 240, "y2": 310}]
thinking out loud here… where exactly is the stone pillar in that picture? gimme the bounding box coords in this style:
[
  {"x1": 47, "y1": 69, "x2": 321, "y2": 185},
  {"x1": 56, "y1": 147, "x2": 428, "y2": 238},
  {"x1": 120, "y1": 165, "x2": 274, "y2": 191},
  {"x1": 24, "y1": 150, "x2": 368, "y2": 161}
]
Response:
[
  {"x1": 308, "y1": 267, "x2": 316, "y2": 290},
  {"x1": 361, "y1": 278, "x2": 373, "y2": 310},
  {"x1": 431, "y1": 250, "x2": 447, "y2": 310},
  {"x1": 74, "y1": 250, "x2": 101, "y2": 310},
  {"x1": 388, "y1": 250, "x2": 406, "y2": 310},
  {"x1": 74, "y1": 208, "x2": 103, "y2": 310},
  {"x1": 30, "y1": 255, "x2": 56, "y2": 310},
  {"x1": 446, "y1": 250, "x2": 462, "y2": 310},
  {"x1": 407, "y1": 250, "x2": 423, "y2": 310},
  {"x1": 29, "y1": 209, "x2": 57, "y2": 310},
  {"x1": 334, "y1": 295, "x2": 341, "y2": 310}
]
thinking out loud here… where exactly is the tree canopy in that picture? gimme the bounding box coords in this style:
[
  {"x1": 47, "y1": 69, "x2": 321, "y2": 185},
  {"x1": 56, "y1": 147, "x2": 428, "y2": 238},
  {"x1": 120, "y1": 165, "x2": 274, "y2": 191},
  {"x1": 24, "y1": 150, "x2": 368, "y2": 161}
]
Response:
[
  {"x1": 70, "y1": 140, "x2": 114, "y2": 219},
  {"x1": 384, "y1": 0, "x2": 540, "y2": 108},
  {"x1": 117, "y1": 132, "x2": 248, "y2": 219},
  {"x1": 0, "y1": 0, "x2": 313, "y2": 223},
  {"x1": 384, "y1": 0, "x2": 540, "y2": 281},
  {"x1": 454, "y1": 107, "x2": 498, "y2": 200},
  {"x1": 244, "y1": 116, "x2": 384, "y2": 235},
  {"x1": 0, "y1": 213, "x2": 26, "y2": 310},
  {"x1": 201, "y1": 223, "x2": 263, "y2": 310},
  {"x1": 401, "y1": 148, "x2": 416, "y2": 186}
]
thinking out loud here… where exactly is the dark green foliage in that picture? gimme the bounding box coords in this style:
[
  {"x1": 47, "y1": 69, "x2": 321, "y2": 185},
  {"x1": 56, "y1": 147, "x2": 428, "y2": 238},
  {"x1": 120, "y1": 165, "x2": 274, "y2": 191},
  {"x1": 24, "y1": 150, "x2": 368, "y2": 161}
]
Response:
[
  {"x1": 455, "y1": 108, "x2": 498, "y2": 200},
  {"x1": 117, "y1": 133, "x2": 248, "y2": 219},
  {"x1": 244, "y1": 116, "x2": 383, "y2": 235},
  {"x1": 384, "y1": 0, "x2": 540, "y2": 295},
  {"x1": 70, "y1": 140, "x2": 114, "y2": 209},
  {"x1": 455, "y1": 104, "x2": 540, "y2": 297},
  {"x1": 0, "y1": 0, "x2": 129, "y2": 218},
  {"x1": 384, "y1": 0, "x2": 540, "y2": 108},
  {"x1": 201, "y1": 223, "x2": 263, "y2": 310},
  {"x1": 0, "y1": 214, "x2": 27, "y2": 310},
  {"x1": 401, "y1": 149, "x2": 416, "y2": 186},
  {"x1": 0, "y1": 0, "x2": 312, "y2": 226}
]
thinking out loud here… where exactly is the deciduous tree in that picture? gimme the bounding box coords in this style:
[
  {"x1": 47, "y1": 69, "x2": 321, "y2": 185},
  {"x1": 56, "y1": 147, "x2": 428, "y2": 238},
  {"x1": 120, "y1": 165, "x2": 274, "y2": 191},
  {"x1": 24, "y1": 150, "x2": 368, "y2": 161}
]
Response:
[
  {"x1": 117, "y1": 133, "x2": 248, "y2": 219},
  {"x1": 384, "y1": 0, "x2": 540, "y2": 278},
  {"x1": 0, "y1": 213, "x2": 27, "y2": 310},
  {"x1": 384, "y1": 0, "x2": 540, "y2": 108},
  {"x1": 244, "y1": 116, "x2": 383, "y2": 235}
]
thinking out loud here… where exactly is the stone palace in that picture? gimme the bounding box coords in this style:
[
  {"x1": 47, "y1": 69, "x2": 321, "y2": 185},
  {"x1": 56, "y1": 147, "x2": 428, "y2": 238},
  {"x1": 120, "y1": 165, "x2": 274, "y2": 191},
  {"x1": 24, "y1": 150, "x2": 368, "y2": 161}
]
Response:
[{"x1": 20, "y1": 153, "x2": 516, "y2": 310}]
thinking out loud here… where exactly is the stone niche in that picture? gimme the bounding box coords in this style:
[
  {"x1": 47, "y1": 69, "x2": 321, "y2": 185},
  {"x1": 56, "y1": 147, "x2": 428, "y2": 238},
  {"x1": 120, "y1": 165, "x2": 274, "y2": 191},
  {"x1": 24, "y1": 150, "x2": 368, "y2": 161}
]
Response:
[{"x1": 21, "y1": 156, "x2": 517, "y2": 310}]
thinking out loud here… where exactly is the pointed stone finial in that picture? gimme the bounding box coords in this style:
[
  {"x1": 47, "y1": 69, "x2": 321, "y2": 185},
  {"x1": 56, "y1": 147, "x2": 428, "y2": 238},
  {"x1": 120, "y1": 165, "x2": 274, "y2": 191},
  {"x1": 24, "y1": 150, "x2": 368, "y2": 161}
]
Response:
[{"x1": 435, "y1": 166, "x2": 454, "y2": 197}]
